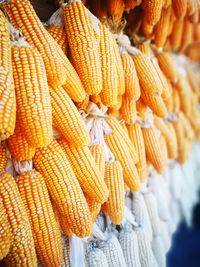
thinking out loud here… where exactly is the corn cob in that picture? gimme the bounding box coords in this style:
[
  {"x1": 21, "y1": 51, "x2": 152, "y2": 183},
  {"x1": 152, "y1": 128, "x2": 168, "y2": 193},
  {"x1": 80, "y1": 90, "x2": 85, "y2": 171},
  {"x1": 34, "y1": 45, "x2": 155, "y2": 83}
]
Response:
[
  {"x1": 135, "y1": 227, "x2": 158, "y2": 267},
  {"x1": 61, "y1": 235, "x2": 70, "y2": 267},
  {"x1": 142, "y1": 0, "x2": 163, "y2": 25},
  {"x1": 121, "y1": 52, "x2": 141, "y2": 100},
  {"x1": 112, "y1": 35, "x2": 125, "y2": 96},
  {"x1": 0, "y1": 172, "x2": 37, "y2": 266},
  {"x1": 176, "y1": 79, "x2": 191, "y2": 116},
  {"x1": 64, "y1": 1, "x2": 102, "y2": 95},
  {"x1": 105, "y1": 117, "x2": 139, "y2": 163},
  {"x1": 132, "y1": 53, "x2": 163, "y2": 96},
  {"x1": 141, "y1": 90, "x2": 167, "y2": 118},
  {"x1": 136, "y1": 43, "x2": 151, "y2": 56},
  {"x1": 12, "y1": 43, "x2": 53, "y2": 147},
  {"x1": 58, "y1": 139, "x2": 108, "y2": 203},
  {"x1": 172, "y1": 0, "x2": 187, "y2": 19},
  {"x1": 156, "y1": 52, "x2": 178, "y2": 83},
  {"x1": 86, "y1": 244, "x2": 109, "y2": 267},
  {"x1": 193, "y1": 24, "x2": 200, "y2": 42},
  {"x1": 0, "y1": 10, "x2": 16, "y2": 141},
  {"x1": 119, "y1": 223, "x2": 141, "y2": 267},
  {"x1": 172, "y1": 118, "x2": 185, "y2": 164},
  {"x1": 178, "y1": 138, "x2": 191, "y2": 164},
  {"x1": 142, "y1": 126, "x2": 166, "y2": 173},
  {"x1": 120, "y1": 121, "x2": 129, "y2": 135},
  {"x1": 164, "y1": 92, "x2": 173, "y2": 112},
  {"x1": 180, "y1": 18, "x2": 193, "y2": 52},
  {"x1": 33, "y1": 140, "x2": 92, "y2": 237},
  {"x1": 0, "y1": 142, "x2": 7, "y2": 173},
  {"x1": 142, "y1": 19, "x2": 154, "y2": 36},
  {"x1": 180, "y1": 112, "x2": 194, "y2": 140},
  {"x1": 102, "y1": 161, "x2": 124, "y2": 224},
  {"x1": 47, "y1": 25, "x2": 68, "y2": 54},
  {"x1": 99, "y1": 24, "x2": 118, "y2": 107},
  {"x1": 124, "y1": 0, "x2": 142, "y2": 13},
  {"x1": 151, "y1": 236, "x2": 166, "y2": 267},
  {"x1": 126, "y1": 123, "x2": 147, "y2": 180},
  {"x1": 107, "y1": 0, "x2": 125, "y2": 22},
  {"x1": 49, "y1": 86, "x2": 90, "y2": 147},
  {"x1": 85, "y1": 194, "x2": 101, "y2": 222},
  {"x1": 0, "y1": 198, "x2": 10, "y2": 260},
  {"x1": 53, "y1": 205, "x2": 73, "y2": 237},
  {"x1": 120, "y1": 94, "x2": 137, "y2": 124},
  {"x1": 172, "y1": 88, "x2": 180, "y2": 112},
  {"x1": 1, "y1": 0, "x2": 67, "y2": 87},
  {"x1": 89, "y1": 144, "x2": 105, "y2": 179},
  {"x1": 186, "y1": 68, "x2": 200, "y2": 94},
  {"x1": 104, "y1": 131, "x2": 140, "y2": 191},
  {"x1": 154, "y1": 6, "x2": 172, "y2": 48},
  {"x1": 99, "y1": 234, "x2": 127, "y2": 267},
  {"x1": 166, "y1": 121, "x2": 178, "y2": 158},
  {"x1": 170, "y1": 18, "x2": 184, "y2": 50},
  {"x1": 16, "y1": 170, "x2": 62, "y2": 267},
  {"x1": 113, "y1": 95, "x2": 123, "y2": 110},
  {"x1": 7, "y1": 120, "x2": 36, "y2": 161}
]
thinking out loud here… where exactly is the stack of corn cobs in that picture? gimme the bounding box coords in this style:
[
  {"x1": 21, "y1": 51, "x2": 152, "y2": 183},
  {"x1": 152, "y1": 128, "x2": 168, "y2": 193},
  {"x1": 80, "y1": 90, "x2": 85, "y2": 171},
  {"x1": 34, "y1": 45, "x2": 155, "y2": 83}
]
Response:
[{"x1": 0, "y1": 0, "x2": 200, "y2": 266}]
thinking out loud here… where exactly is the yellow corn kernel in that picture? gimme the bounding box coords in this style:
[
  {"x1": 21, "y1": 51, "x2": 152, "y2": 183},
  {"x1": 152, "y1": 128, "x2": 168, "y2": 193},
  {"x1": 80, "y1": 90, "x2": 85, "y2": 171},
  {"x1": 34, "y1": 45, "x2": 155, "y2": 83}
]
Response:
[
  {"x1": 0, "y1": 142, "x2": 7, "y2": 173},
  {"x1": 107, "y1": 0, "x2": 125, "y2": 22},
  {"x1": 121, "y1": 53, "x2": 141, "y2": 100},
  {"x1": 33, "y1": 140, "x2": 92, "y2": 237},
  {"x1": 0, "y1": 198, "x2": 10, "y2": 260},
  {"x1": 160, "y1": 135, "x2": 168, "y2": 163},
  {"x1": 180, "y1": 18, "x2": 193, "y2": 52},
  {"x1": 105, "y1": 117, "x2": 139, "y2": 164},
  {"x1": 137, "y1": 42, "x2": 152, "y2": 56},
  {"x1": 102, "y1": 161, "x2": 125, "y2": 225},
  {"x1": 172, "y1": 88, "x2": 180, "y2": 112},
  {"x1": 53, "y1": 205, "x2": 73, "y2": 237},
  {"x1": 178, "y1": 138, "x2": 191, "y2": 164},
  {"x1": 7, "y1": 120, "x2": 36, "y2": 161},
  {"x1": 49, "y1": 86, "x2": 90, "y2": 147},
  {"x1": 176, "y1": 79, "x2": 192, "y2": 116},
  {"x1": 142, "y1": 0, "x2": 163, "y2": 25},
  {"x1": 120, "y1": 121, "x2": 129, "y2": 136},
  {"x1": 154, "y1": 6, "x2": 172, "y2": 48},
  {"x1": 104, "y1": 131, "x2": 140, "y2": 192},
  {"x1": 172, "y1": 117, "x2": 185, "y2": 163},
  {"x1": 12, "y1": 44, "x2": 53, "y2": 147},
  {"x1": 85, "y1": 194, "x2": 101, "y2": 223},
  {"x1": 172, "y1": 0, "x2": 187, "y2": 19},
  {"x1": 64, "y1": 1, "x2": 102, "y2": 95},
  {"x1": 120, "y1": 94, "x2": 137, "y2": 124},
  {"x1": 99, "y1": 24, "x2": 118, "y2": 107},
  {"x1": 89, "y1": 144, "x2": 106, "y2": 179},
  {"x1": 16, "y1": 170, "x2": 62, "y2": 267},
  {"x1": 126, "y1": 123, "x2": 147, "y2": 180},
  {"x1": 58, "y1": 139, "x2": 108, "y2": 204},
  {"x1": 142, "y1": 19, "x2": 154, "y2": 36},
  {"x1": 170, "y1": 18, "x2": 184, "y2": 50},
  {"x1": 180, "y1": 112, "x2": 194, "y2": 140},
  {"x1": 0, "y1": 172, "x2": 37, "y2": 266},
  {"x1": 47, "y1": 25, "x2": 68, "y2": 54},
  {"x1": 142, "y1": 127, "x2": 166, "y2": 173}
]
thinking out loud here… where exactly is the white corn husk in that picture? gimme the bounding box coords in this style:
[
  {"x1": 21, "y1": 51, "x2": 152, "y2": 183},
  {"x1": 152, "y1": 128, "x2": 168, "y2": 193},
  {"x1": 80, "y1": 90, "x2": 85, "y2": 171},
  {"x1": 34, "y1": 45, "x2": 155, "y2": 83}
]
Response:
[
  {"x1": 132, "y1": 193, "x2": 153, "y2": 241},
  {"x1": 99, "y1": 233, "x2": 127, "y2": 267},
  {"x1": 151, "y1": 236, "x2": 166, "y2": 267},
  {"x1": 135, "y1": 227, "x2": 158, "y2": 267},
  {"x1": 168, "y1": 199, "x2": 181, "y2": 235},
  {"x1": 170, "y1": 163, "x2": 183, "y2": 200},
  {"x1": 118, "y1": 223, "x2": 141, "y2": 267},
  {"x1": 86, "y1": 242, "x2": 109, "y2": 267},
  {"x1": 143, "y1": 191, "x2": 162, "y2": 237},
  {"x1": 160, "y1": 221, "x2": 171, "y2": 253}
]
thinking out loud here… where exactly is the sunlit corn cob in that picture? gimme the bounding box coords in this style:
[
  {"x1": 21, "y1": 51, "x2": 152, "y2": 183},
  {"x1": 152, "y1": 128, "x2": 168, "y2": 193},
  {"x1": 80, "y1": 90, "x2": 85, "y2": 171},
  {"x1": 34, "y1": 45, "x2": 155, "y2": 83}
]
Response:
[
  {"x1": 178, "y1": 138, "x2": 191, "y2": 164},
  {"x1": 180, "y1": 18, "x2": 193, "y2": 52},
  {"x1": 0, "y1": 172, "x2": 36, "y2": 266},
  {"x1": 0, "y1": 11, "x2": 16, "y2": 141},
  {"x1": 99, "y1": 234, "x2": 127, "y2": 267},
  {"x1": 86, "y1": 244, "x2": 109, "y2": 267},
  {"x1": 142, "y1": 19, "x2": 154, "y2": 36},
  {"x1": 154, "y1": 116, "x2": 177, "y2": 159},
  {"x1": 53, "y1": 205, "x2": 73, "y2": 237},
  {"x1": 99, "y1": 24, "x2": 118, "y2": 107},
  {"x1": 64, "y1": 1, "x2": 102, "y2": 95},
  {"x1": 89, "y1": 144, "x2": 106, "y2": 179},
  {"x1": 61, "y1": 235, "x2": 70, "y2": 267},
  {"x1": 107, "y1": 0, "x2": 125, "y2": 22},
  {"x1": 120, "y1": 94, "x2": 137, "y2": 124},
  {"x1": 16, "y1": 169, "x2": 62, "y2": 267},
  {"x1": 176, "y1": 79, "x2": 191, "y2": 116},
  {"x1": 33, "y1": 140, "x2": 92, "y2": 237},
  {"x1": 172, "y1": 0, "x2": 187, "y2": 19},
  {"x1": 154, "y1": 6, "x2": 171, "y2": 48},
  {"x1": 127, "y1": 123, "x2": 147, "y2": 180},
  {"x1": 165, "y1": 121, "x2": 178, "y2": 158},
  {"x1": 58, "y1": 139, "x2": 108, "y2": 203},
  {"x1": 85, "y1": 194, "x2": 101, "y2": 222},
  {"x1": 7, "y1": 120, "x2": 36, "y2": 161},
  {"x1": 170, "y1": 18, "x2": 184, "y2": 50},
  {"x1": 49, "y1": 86, "x2": 90, "y2": 147},
  {"x1": 0, "y1": 142, "x2": 7, "y2": 173},
  {"x1": 47, "y1": 25, "x2": 68, "y2": 54},
  {"x1": 172, "y1": 88, "x2": 180, "y2": 112},
  {"x1": 172, "y1": 117, "x2": 185, "y2": 164},
  {"x1": 137, "y1": 43, "x2": 152, "y2": 56},
  {"x1": 120, "y1": 121, "x2": 129, "y2": 135},
  {"x1": 102, "y1": 161, "x2": 124, "y2": 224},
  {"x1": 0, "y1": 198, "x2": 10, "y2": 260},
  {"x1": 12, "y1": 43, "x2": 53, "y2": 147},
  {"x1": 121, "y1": 52, "x2": 141, "y2": 100},
  {"x1": 156, "y1": 52, "x2": 178, "y2": 83},
  {"x1": 111, "y1": 35, "x2": 125, "y2": 96},
  {"x1": 142, "y1": 0, "x2": 163, "y2": 25},
  {"x1": 135, "y1": 227, "x2": 158, "y2": 267},
  {"x1": 105, "y1": 117, "x2": 139, "y2": 163},
  {"x1": 119, "y1": 223, "x2": 141, "y2": 267},
  {"x1": 142, "y1": 126, "x2": 166, "y2": 173},
  {"x1": 180, "y1": 112, "x2": 194, "y2": 140},
  {"x1": 2, "y1": 0, "x2": 67, "y2": 87},
  {"x1": 104, "y1": 131, "x2": 140, "y2": 191}
]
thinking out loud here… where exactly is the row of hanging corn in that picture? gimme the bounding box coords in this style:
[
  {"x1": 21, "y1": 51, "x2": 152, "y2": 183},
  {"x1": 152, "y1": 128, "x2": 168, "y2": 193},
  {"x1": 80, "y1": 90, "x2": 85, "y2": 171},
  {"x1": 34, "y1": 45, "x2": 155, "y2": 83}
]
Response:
[{"x1": 0, "y1": 0, "x2": 200, "y2": 266}]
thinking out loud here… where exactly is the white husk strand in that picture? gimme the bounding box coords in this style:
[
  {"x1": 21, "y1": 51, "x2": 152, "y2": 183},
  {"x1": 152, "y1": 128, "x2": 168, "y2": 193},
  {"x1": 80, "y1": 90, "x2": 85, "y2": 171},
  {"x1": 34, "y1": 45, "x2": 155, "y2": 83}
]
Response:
[{"x1": 47, "y1": 7, "x2": 64, "y2": 26}]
